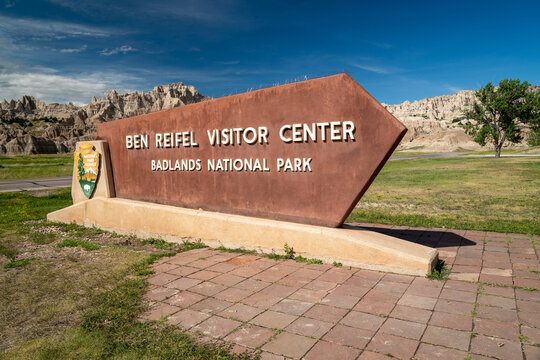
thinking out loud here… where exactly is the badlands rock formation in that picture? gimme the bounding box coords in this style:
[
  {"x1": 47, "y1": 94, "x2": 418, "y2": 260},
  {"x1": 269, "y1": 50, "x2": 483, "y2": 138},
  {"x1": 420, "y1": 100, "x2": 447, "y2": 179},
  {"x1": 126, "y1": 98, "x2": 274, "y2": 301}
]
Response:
[
  {"x1": 0, "y1": 83, "x2": 207, "y2": 155},
  {"x1": 383, "y1": 90, "x2": 488, "y2": 152}
]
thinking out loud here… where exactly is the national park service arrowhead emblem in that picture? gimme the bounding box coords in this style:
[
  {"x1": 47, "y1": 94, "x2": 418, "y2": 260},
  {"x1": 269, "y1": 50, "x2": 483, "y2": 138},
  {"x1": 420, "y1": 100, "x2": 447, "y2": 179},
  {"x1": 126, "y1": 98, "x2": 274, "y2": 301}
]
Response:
[{"x1": 74, "y1": 143, "x2": 100, "y2": 198}]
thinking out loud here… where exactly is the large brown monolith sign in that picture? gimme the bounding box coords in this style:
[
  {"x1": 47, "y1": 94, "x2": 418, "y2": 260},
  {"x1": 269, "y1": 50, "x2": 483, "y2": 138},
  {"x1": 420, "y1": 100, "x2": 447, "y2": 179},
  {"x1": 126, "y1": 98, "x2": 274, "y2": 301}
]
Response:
[
  {"x1": 48, "y1": 74, "x2": 439, "y2": 275},
  {"x1": 96, "y1": 74, "x2": 406, "y2": 227}
]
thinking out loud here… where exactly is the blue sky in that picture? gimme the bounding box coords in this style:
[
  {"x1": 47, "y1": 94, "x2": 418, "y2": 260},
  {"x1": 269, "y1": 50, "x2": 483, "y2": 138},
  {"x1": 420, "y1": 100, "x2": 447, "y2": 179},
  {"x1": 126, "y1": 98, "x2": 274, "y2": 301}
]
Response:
[{"x1": 1, "y1": 0, "x2": 539, "y2": 105}]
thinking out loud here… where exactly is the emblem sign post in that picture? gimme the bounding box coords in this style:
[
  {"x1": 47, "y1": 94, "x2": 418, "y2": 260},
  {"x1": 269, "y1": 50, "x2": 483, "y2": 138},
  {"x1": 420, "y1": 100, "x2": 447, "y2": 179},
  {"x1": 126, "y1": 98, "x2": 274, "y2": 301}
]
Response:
[{"x1": 50, "y1": 74, "x2": 438, "y2": 275}]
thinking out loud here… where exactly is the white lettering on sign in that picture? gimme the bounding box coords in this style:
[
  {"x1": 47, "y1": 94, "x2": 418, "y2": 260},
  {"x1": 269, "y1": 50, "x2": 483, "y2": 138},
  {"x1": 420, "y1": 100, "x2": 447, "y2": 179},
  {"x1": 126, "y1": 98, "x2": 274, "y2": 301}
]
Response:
[
  {"x1": 154, "y1": 132, "x2": 199, "y2": 148},
  {"x1": 279, "y1": 121, "x2": 355, "y2": 143},
  {"x1": 126, "y1": 134, "x2": 149, "y2": 149},
  {"x1": 207, "y1": 158, "x2": 270, "y2": 172},
  {"x1": 207, "y1": 127, "x2": 269, "y2": 146},
  {"x1": 151, "y1": 159, "x2": 202, "y2": 171},
  {"x1": 277, "y1": 158, "x2": 312, "y2": 172}
]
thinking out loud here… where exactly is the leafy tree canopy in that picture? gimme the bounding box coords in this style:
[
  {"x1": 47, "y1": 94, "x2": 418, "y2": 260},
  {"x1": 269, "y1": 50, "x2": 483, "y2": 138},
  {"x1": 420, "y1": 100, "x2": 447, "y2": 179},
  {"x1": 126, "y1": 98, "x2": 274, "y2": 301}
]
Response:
[{"x1": 458, "y1": 79, "x2": 539, "y2": 157}]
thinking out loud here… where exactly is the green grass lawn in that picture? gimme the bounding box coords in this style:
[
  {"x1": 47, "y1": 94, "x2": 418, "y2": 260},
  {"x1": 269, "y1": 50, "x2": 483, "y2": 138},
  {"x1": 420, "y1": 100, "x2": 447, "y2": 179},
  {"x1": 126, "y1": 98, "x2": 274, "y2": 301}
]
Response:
[
  {"x1": 0, "y1": 189, "x2": 254, "y2": 359},
  {"x1": 348, "y1": 157, "x2": 540, "y2": 235},
  {"x1": 0, "y1": 154, "x2": 73, "y2": 180}
]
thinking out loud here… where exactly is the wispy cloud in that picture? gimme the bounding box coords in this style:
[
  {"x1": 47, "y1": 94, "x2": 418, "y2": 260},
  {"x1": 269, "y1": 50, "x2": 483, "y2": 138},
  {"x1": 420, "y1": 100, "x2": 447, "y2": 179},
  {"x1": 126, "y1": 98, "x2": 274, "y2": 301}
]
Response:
[
  {"x1": 100, "y1": 45, "x2": 135, "y2": 56},
  {"x1": 60, "y1": 44, "x2": 87, "y2": 53},
  {"x1": 448, "y1": 86, "x2": 463, "y2": 93},
  {"x1": 352, "y1": 63, "x2": 396, "y2": 74},
  {"x1": 0, "y1": 14, "x2": 111, "y2": 39},
  {"x1": 4, "y1": 0, "x2": 15, "y2": 8}
]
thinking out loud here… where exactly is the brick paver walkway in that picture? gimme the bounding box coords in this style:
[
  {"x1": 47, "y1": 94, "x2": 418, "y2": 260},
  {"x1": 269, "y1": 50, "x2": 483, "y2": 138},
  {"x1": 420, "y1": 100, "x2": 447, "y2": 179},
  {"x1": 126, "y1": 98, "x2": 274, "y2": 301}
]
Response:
[{"x1": 140, "y1": 224, "x2": 540, "y2": 360}]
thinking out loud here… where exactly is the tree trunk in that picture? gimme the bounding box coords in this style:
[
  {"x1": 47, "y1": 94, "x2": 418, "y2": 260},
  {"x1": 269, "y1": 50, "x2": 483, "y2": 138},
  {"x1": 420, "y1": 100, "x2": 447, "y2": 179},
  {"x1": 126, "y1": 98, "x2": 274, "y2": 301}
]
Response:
[{"x1": 494, "y1": 144, "x2": 501, "y2": 158}]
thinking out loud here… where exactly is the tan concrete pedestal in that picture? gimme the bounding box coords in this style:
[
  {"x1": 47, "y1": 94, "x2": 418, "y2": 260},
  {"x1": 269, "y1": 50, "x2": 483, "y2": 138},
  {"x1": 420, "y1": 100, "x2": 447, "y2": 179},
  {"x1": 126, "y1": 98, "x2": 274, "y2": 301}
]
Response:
[{"x1": 48, "y1": 197, "x2": 438, "y2": 276}]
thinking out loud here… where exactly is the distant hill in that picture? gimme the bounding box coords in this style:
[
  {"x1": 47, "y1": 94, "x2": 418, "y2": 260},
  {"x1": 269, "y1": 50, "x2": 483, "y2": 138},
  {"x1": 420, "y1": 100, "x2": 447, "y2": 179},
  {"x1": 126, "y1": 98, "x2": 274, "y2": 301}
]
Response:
[{"x1": 0, "y1": 83, "x2": 208, "y2": 154}]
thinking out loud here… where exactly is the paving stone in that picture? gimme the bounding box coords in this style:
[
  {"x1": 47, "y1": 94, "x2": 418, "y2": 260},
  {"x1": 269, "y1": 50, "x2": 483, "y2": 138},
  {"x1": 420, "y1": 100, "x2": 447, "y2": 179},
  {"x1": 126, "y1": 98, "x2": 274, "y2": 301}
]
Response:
[
  {"x1": 289, "y1": 288, "x2": 328, "y2": 302},
  {"x1": 141, "y1": 302, "x2": 181, "y2": 320},
  {"x1": 260, "y1": 283, "x2": 297, "y2": 297},
  {"x1": 390, "y1": 304, "x2": 432, "y2": 324},
  {"x1": 304, "y1": 304, "x2": 348, "y2": 323},
  {"x1": 235, "y1": 278, "x2": 270, "y2": 292},
  {"x1": 357, "y1": 351, "x2": 391, "y2": 359},
  {"x1": 451, "y1": 264, "x2": 481, "y2": 273},
  {"x1": 354, "y1": 298, "x2": 395, "y2": 316},
  {"x1": 523, "y1": 344, "x2": 540, "y2": 360},
  {"x1": 213, "y1": 287, "x2": 253, "y2": 302},
  {"x1": 224, "y1": 324, "x2": 274, "y2": 348},
  {"x1": 379, "y1": 317, "x2": 426, "y2": 340},
  {"x1": 397, "y1": 294, "x2": 437, "y2": 310},
  {"x1": 373, "y1": 280, "x2": 409, "y2": 294},
  {"x1": 320, "y1": 293, "x2": 359, "y2": 309},
  {"x1": 519, "y1": 310, "x2": 540, "y2": 328},
  {"x1": 259, "y1": 351, "x2": 285, "y2": 360},
  {"x1": 189, "y1": 281, "x2": 227, "y2": 296},
  {"x1": 477, "y1": 294, "x2": 516, "y2": 309},
  {"x1": 292, "y1": 267, "x2": 324, "y2": 280},
  {"x1": 166, "y1": 265, "x2": 199, "y2": 276},
  {"x1": 206, "y1": 262, "x2": 237, "y2": 273},
  {"x1": 164, "y1": 290, "x2": 205, "y2": 308},
  {"x1": 283, "y1": 273, "x2": 319, "y2": 287},
  {"x1": 147, "y1": 273, "x2": 179, "y2": 286},
  {"x1": 481, "y1": 268, "x2": 513, "y2": 277},
  {"x1": 434, "y1": 299, "x2": 474, "y2": 316},
  {"x1": 330, "y1": 283, "x2": 370, "y2": 298},
  {"x1": 422, "y1": 325, "x2": 470, "y2": 351},
  {"x1": 189, "y1": 258, "x2": 221, "y2": 269},
  {"x1": 322, "y1": 324, "x2": 373, "y2": 348},
  {"x1": 192, "y1": 316, "x2": 241, "y2": 338},
  {"x1": 481, "y1": 285, "x2": 515, "y2": 298},
  {"x1": 405, "y1": 284, "x2": 442, "y2": 298},
  {"x1": 228, "y1": 266, "x2": 262, "y2": 278},
  {"x1": 443, "y1": 279, "x2": 478, "y2": 293},
  {"x1": 190, "y1": 298, "x2": 233, "y2": 314},
  {"x1": 166, "y1": 309, "x2": 210, "y2": 329},
  {"x1": 303, "y1": 279, "x2": 337, "y2": 291},
  {"x1": 440, "y1": 288, "x2": 477, "y2": 303},
  {"x1": 285, "y1": 317, "x2": 333, "y2": 338},
  {"x1": 316, "y1": 268, "x2": 353, "y2": 283},
  {"x1": 250, "y1": 310, "x2": 297, "y2": 329},
  {"x1": 470, "y1": 334, "x2": 522, "y2": 360},
  {"x1": 217, "y1": 303, "x2": 264, "y2": 322},
  {"x1": 429, "y1": 311, "x2": 472, "y2": 331},
  {"x1": 382, "y1": 273, "x2": 414, "y2": 284},
  {"x1": 475, "y1": 305, "x2": 517, "y2": 323},
  {"x1": 165, "y1": 277, "x2": 203, "y2": 290},
  {"x1": 144, "y1": 286, "x2": 178, "y2": 301},
  {"x1": 473, "y1": 318, "x2": 520, "y2": 341},
  {"x1": 410, "y1": 277, "x2": 444, "y2": 289},
  {"x1": 188, "y1": 270, "x2": 221, "y2": 280},
  {"x1": 366, "y1": 332, "x2": 419, "y2": 359},
  {"x1": 414, "y1": 342, "x2": 468, "y2": 360},
  {"x1": 479, "y1": 274, "x2": 513, "y2": 286},
  {"x1": 262, "y1": 332, "x2": 317, "y2": 359},
  {"x1": 253, "y1": 266, "x2": 296, "y2": 282},
  {"x1": 211, "y1": 273, "x2": 245, "y2": 287},
  {"x1": 340, "y1": 311, "x2": 385, "y2": 331},
  {"x1": 514, "y1": 277, "x2": 540, "y2": 289},
  {"x1": 344, "y1": 275, "x2": 378, "y2": 288},
  {"x1": 354, "y1": 269, "x2": 384, "y2": 282},
  {"x1": 304, "y1": 340, "x2": 360, "y2": 360},
  {"x1": 449, "y1": 272, "x2": 479, "y2": 282},
  {"x1": 153, "y1": 262, "x2": 179, "y2": 273},
  {"x1": 242, "y1": 292, "x2": 281, "y2": 309},
  {"x1": 269, "y1": 298, "x2": 314, "y2": 316},
  {"x1": 521, "y1": 325, "x2": 540, "y2": 345},
  {"x1": 517, "y1": 299, "x2": 540, "y2": 313}
]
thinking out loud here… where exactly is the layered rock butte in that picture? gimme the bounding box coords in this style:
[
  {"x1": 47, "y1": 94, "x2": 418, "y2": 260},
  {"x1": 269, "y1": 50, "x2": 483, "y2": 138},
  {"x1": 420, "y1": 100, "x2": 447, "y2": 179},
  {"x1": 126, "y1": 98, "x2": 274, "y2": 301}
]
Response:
[{"x1": 0, "y1": 82, "x2": 535, "y2": 155}]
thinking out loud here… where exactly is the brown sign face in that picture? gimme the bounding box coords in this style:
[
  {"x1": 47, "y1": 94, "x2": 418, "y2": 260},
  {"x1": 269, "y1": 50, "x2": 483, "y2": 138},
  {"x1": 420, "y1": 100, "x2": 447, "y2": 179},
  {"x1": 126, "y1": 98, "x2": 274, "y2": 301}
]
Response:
[{"x1": 96, "y1": 74, "x2": 406, "y2": 227}]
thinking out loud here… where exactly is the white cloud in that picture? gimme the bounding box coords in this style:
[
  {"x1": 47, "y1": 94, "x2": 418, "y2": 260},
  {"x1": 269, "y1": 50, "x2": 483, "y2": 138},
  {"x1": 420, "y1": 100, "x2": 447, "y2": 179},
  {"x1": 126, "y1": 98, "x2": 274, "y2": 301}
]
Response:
[
  {"x1": 0, "y1": 14, "x2": 111, "y2": 39},
  {"x1": 352, "y1": 63, "x2": 392, "y2": 74},
  {"x1": 448, "y1": 86, "x2": 463, "y2": 93},
  {"x1": 60, "y1": 45, "x2": 87, "y2": 53},
  {"x1": 100, "y1": 45, "x2": 136, "y2": 56},
  {"x1": 0, "y1": 70, "x2": 138, "y2": 105}
]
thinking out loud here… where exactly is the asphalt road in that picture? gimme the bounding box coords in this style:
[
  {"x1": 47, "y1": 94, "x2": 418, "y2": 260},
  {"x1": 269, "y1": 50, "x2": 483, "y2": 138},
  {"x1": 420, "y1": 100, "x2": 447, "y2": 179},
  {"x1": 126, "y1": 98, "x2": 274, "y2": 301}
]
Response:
[
  {"x1": 1, "y1": 153, "x2": 539, "y2": 193},
  {"x1": 0, "y1": 176, "x2": 72, "y2": 193}
]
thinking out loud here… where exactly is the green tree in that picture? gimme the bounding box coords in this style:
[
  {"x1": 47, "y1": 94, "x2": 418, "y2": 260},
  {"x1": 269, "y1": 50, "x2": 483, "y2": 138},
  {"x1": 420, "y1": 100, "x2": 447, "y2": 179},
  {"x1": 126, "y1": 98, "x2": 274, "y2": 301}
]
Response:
[
  {"x1": 458, "y1": 79, "x2": 539, "y2": 157},
  {"x1": 77, "y1": 153, "x2": 85, "y2": 178}
]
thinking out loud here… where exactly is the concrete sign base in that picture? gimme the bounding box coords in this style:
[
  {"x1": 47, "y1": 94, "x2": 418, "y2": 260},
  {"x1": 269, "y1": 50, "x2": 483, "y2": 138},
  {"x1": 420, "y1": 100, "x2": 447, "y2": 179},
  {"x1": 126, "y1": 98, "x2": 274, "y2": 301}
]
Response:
[{"x1": 48, "y1": 197, "x2": 437, "y2": 276}]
